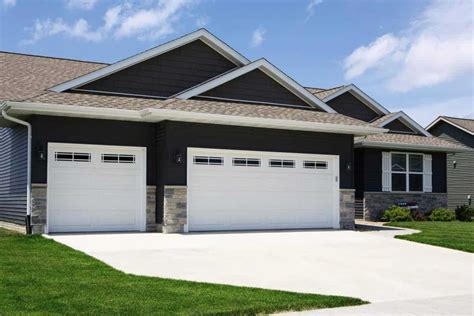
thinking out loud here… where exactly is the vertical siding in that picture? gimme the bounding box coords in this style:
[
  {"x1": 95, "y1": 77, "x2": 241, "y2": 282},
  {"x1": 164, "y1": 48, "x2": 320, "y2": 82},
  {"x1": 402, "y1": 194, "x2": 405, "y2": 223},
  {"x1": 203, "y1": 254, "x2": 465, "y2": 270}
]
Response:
[
  {"x1": 429, "y1": 122, "x2": 474, "y2": 208},
  {"x1": 0, "y1": 126, "x2": 27, "y2": 225}
]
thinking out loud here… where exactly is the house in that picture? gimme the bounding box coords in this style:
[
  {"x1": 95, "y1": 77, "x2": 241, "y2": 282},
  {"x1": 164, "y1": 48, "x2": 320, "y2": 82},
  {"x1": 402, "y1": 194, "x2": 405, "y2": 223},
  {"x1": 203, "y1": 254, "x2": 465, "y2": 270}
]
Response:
[
  {"x1": 426, "y1": 116, "x2": 474, "y2": 209},
  {"x1": 0, "y1": 29, "x2": 467, "y2": 234}
]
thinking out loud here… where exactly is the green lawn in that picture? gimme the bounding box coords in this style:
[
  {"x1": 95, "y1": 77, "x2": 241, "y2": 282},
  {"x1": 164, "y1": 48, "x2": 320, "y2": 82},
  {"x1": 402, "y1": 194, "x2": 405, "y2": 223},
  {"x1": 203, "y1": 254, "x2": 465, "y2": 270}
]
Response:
[
  {"x1": 385, "y1": 221, "x2": 474, "y2": 253},
  {"x1": 0, "y1": 229, "x2": 365, "y2": 315}
]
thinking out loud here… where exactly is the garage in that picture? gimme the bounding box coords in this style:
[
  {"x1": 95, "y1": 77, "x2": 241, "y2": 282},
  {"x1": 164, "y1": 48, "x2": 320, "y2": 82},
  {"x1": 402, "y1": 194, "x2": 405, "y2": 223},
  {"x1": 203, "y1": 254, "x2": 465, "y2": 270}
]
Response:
[
  {"x1": 47, "y1": 143, "x2": 146, "y2": 233},
  {"x1": 187, "y1": 148, "x2": 340, "y2": 232}
]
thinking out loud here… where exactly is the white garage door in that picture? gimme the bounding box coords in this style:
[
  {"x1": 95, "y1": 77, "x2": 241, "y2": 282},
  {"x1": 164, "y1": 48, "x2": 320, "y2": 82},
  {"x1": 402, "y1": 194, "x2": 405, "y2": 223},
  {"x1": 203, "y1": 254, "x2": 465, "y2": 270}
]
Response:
[
  {"x1": 187, "y1": 148, "x2": 340, "y2": 232},
  {"x1": 47, "y1": 143, "x2": 146, "y2": 233}
]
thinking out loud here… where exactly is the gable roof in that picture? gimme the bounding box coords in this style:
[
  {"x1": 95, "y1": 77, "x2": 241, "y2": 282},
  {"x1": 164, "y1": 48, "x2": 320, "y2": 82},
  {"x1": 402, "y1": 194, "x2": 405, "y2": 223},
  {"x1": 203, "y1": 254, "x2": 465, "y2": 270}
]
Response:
[
  {"x1": 370, "y1": 111, "x2": 432, "y2": 137},
  {"x1": 426, "y1": 116, "x2": 474, "y2": 136},
  {"x1": 173, "y1": 58, "x2": 336, "y2": 112},
  {"x1": 49, "y1": 29, "x2": 250, "y2": 93},
  {"x1": 307, "y1": 84, "x2": 390, "y2": 115}
]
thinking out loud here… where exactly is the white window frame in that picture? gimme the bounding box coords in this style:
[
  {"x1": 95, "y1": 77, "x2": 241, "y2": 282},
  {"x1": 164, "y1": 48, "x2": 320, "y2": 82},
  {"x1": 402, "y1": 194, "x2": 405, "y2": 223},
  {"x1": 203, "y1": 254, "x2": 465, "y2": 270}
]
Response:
[{"x1": 389, "y1": 152, "x2": 424, "y2": 193}]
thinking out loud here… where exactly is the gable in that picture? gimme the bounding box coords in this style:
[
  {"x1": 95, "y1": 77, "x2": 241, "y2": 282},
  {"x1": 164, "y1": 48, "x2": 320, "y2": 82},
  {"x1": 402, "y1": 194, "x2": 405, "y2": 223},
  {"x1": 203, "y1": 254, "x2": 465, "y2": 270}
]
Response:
[
  {"x1": 198, "y1": 69, "x2": 314, "y2": 108},
  {"x1": 76, "y1": 40, "x2": 237, "y2": 98},
  {"x1": 385, "y1": 118, "x2": 420, "y2": 135},
  {"x1": 326, "y1": 92, "x2": 380, "y2": 122},
  {"x1": 429, "y1": 121, "x2": 474, "y2": 148}
]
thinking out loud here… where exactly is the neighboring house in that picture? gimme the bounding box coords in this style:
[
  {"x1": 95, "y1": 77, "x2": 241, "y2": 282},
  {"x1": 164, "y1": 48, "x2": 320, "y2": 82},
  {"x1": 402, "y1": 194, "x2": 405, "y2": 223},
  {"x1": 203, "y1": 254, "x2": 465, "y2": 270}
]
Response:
[
  {"x1": 426, "y1": 116, "x2": 474, "y2": 209},
  {"x1": 0, "y1": 29, "x2": 466, "y2": 234},
  {"x1": 306, "y1": 86, "x2": 468, "y2": 221}
]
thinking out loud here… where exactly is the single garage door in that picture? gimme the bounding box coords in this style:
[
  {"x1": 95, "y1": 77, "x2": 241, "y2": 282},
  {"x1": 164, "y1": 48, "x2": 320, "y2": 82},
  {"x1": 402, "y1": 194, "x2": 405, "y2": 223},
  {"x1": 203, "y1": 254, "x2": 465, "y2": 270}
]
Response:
[
  {"x1": 187, "y1": 148, "x2": 340, "y2": 232},
  {"x1": 47, "y1": 143, "x2": 146, "y2": 233}
]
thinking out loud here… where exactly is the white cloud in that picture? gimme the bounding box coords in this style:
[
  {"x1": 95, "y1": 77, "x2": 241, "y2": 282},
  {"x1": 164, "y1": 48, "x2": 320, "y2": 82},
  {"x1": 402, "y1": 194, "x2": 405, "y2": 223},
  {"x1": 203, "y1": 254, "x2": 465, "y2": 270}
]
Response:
[
  {"x1": 2, "y1": 0, "x2": 16, "y2": 9},
  {"x1": 23, "y1": 0, "x2": 197, "y2": 44},
  {"x1": 250, "y1": 27, "x2": 266, "y2": 47},
  {"x1": 400, "y1": 96, "x2": 473, "y2": 127},
  {"x1": 196, "y1": 16, "x2": 209, "y2": 28},
  {"x1": 66, "y1": 0, "x2": 97, "y2": 10},
  {"x1": 343, "y1": 0, "x2": 473, "y2": 92},
  {"x1": 306, "y1": 0, "x2": 322, "y2": 19}
]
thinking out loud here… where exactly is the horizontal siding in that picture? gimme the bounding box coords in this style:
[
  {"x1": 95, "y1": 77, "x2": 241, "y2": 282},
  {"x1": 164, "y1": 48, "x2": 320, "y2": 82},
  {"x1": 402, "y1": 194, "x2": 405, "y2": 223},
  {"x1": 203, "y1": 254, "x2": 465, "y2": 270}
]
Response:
[
  {"x1": 79, "y1": 40, "x2": 237, "y2": 97},
  {"x1": 429, "y1": 123, "x2": 474, "y2": 208},
  {"x1": 0, "y1": 127, "x2": 27, "y2": 225},
  {"x1": 200, "y1": 69, "x2": 313, "y2": 107}
]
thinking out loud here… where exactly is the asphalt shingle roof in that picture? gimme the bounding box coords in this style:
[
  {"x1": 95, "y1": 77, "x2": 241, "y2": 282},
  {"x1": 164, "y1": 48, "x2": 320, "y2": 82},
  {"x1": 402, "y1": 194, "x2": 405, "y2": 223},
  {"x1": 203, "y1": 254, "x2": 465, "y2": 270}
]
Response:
[
  {"x1": 305, "y1": 85, "x2": 346, "y2": 100},
  {"x1": 438, "y1": 116, "x2": 474, "y2": 133},
  {"x1": 355, "y1": 134, "x2": 469, "y2": 150}
]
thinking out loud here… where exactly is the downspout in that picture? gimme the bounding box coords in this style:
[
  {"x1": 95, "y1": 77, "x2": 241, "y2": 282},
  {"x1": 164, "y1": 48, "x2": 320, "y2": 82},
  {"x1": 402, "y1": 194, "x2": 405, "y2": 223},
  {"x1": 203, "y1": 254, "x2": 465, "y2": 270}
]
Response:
[{"x1": 1, "y1": 103, "x2": 32, "y2": 234}]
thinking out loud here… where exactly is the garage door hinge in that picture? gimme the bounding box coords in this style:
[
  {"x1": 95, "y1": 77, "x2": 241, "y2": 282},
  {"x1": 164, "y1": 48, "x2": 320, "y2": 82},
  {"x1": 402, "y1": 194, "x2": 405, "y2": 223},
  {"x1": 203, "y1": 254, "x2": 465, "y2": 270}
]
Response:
[{"x1": 335, "y1": 176, "x2": 338, "y2": 182}]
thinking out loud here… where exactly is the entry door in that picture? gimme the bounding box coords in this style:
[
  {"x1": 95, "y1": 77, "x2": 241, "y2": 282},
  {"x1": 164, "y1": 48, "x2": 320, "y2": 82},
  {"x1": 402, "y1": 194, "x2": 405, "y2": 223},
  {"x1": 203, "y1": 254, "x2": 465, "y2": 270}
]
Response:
[
  {"x1": 47, "y1": 143, "x2": 146, "y2": 233},
  {"x1": 187, "y1": 148, "x2": 339, "y2": 232}
]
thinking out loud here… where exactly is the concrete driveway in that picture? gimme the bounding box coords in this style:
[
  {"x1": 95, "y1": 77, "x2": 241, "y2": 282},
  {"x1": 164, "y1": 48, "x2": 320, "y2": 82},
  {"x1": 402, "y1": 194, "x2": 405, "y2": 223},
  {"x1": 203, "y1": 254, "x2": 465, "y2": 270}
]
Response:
[{"x1": 50, "y1": 229, "x2": 473, "y2": 312}]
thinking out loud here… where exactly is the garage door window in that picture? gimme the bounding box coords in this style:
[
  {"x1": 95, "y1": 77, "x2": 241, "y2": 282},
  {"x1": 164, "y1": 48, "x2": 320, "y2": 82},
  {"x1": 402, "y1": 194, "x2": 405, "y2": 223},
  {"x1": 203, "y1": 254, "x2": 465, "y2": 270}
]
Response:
[
  {"x1": 54, "y1": 152, "x2": 91, "y2": 162},
  {"x1": 193, "y1": 156, "x2": 224, "y2": 165},
  {"x1": 101, "y1": 154, "x2": 136, "y2": 164},
  {"x1": 232, "y1": 158, "x2": 260, "y2": 167},
  {"x1": 269, "y1": 159, "x2": 295, "y2": 168},
  {"x1": 303, "y1": 160, "x2": 328, "y2": 169}
]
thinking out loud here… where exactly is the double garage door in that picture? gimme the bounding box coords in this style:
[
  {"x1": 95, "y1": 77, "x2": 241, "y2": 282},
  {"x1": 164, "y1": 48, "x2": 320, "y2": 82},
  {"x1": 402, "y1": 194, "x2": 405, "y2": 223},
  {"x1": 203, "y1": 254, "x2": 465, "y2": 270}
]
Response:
[
  {"x1": 187, "y1": 148, "x2": 340, "y2": 232},
  {"x1": 47, "y1": 144, "x2": 339, "y2": 233}
]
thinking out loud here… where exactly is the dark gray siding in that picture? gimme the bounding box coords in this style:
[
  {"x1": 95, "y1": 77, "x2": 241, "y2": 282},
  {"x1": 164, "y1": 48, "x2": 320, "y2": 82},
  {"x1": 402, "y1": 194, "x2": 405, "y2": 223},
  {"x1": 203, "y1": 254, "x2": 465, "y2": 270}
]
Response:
[
  {"x1": 0, "y1": 127, "x2": 27, "y2": 225},
  {"x1": 326, "y1": 92, "x2": 380, "y2": 122},
  {"x1": 29, "y1": 116, "x2": 157, "y2": 185},
  {"x1": 354, "y1": 148, "x2": 446, "y2": 195},
  {"x1": 385, "y1": 119, "x2": 418, "y2": 134},
  {"x1": 156, "y1": 121, "x2": 354, "y2": 223},
  {"x1": 199, "y1": 69, "x2": 313, "y2": 107},
  {"x1": 79, "y1": 40, "x2": 237, "y2": 97},
  {"x1": 429, "y1": 122, "x2": 474, "y2": 208}
]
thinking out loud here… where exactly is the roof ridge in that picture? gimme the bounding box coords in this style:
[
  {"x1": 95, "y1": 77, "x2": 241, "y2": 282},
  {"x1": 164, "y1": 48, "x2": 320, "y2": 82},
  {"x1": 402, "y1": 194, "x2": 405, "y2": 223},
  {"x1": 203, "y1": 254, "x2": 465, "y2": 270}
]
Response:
[
  {"x1": 0, "y1": 51, "x2": 108, "y2": 65},
  {"x1": 442, "y1": 115, "x2": 474, "y2": 122}
]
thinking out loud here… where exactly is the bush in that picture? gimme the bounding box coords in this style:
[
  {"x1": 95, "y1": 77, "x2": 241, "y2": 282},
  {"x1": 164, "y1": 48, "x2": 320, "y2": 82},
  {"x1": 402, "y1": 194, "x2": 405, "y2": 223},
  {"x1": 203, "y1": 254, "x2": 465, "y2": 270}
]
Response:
[
  {"x1": 412, "y1": 211, "x2": 427, "y2": 221},
  {"x1": 381, "y1": 205, "x2": 412, "y2": 222},
  {"x1": 428, "y1": 208, "x2": 456, "y2": 221},
  {"x1": 455, "y1": 205, "x2": 474, "y2": 222}
]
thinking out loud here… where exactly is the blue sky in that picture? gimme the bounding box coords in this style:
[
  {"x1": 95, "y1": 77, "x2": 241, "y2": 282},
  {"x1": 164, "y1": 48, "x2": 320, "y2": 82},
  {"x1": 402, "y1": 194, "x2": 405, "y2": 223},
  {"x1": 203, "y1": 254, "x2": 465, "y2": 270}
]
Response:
[{"x1": 1, "y1": 0, "x2": 472, "y2": 125}]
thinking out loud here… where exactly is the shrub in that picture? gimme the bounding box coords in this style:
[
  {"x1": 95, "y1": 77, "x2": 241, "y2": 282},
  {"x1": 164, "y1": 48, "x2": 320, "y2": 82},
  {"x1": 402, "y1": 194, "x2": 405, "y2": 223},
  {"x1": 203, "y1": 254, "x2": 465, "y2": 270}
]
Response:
[
  {"x1": 381, "y1": 205, "x2": 412, "y2": 222},
  {"x1": 412, "y1": 211, "x2": 427, "y2": 221},
  {"x1": 428, "y1": 208, "x2": 456, "y2": 221},
  {"x1": 455, "y1": 205, "x2": 474, "y2": 222}
]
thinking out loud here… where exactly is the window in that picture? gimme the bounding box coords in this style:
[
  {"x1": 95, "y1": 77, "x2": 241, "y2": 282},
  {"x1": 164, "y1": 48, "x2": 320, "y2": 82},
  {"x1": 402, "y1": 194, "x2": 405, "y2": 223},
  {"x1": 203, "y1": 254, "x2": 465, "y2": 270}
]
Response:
[
  {"x1": 55, "y1": 152, "x2": 91, "y2": 162},
  {"x1": 233, "y1": 158, "x2": 260, "y2": 167},
  {"x1": 102, "y1": 154, "x2": 135, "y2": 164},
  {"x1": 391, "y1": 153, "x2": 423, "y2": 192},
  {"x1": 269, "y1": 159, "x2": 295, "y2": 168},
  {"x1": 303, "y1": 160, "x2": 328, "y2": 169},
  {"x1": 193, "y1": 156, "x2": 224, "y2": 165}
]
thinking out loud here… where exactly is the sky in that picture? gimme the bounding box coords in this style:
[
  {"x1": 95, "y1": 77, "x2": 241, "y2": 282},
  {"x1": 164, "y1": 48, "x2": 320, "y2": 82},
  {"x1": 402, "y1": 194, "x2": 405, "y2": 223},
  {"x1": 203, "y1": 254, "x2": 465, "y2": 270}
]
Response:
[{"x1": 0, "y1": 0, "x2": 473, "y2": 126}]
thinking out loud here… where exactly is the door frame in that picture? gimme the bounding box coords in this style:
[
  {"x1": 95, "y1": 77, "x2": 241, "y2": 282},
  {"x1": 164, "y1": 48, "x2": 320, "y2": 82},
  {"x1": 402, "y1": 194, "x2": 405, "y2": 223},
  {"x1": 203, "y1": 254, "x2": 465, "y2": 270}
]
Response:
[
  {"x1": 46, "y1": 142, "x2": 147, "y2": 234},
  {"x1": 186, "y1": 147, "x2": 340, "y2": 232}
]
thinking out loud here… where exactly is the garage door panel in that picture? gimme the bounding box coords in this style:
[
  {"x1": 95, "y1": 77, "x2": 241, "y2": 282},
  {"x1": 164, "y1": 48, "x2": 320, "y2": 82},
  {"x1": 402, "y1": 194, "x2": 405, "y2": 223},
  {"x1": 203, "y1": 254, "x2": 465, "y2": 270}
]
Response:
[
  {"x1": 188, "y1": 148, "x2": 339, "y2": 232},
  {"x1": 47, "y1": 144, "x2": 145, "y2": 233}
]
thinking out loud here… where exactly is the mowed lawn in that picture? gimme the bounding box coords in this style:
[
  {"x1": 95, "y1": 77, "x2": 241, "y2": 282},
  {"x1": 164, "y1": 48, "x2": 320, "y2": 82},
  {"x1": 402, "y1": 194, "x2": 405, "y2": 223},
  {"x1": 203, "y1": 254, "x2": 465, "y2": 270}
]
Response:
[
  {"x1": 386, "y1": 221, "x2": 474, "y2": 253},
  {"x1": 0, "y1": 229, "x2": 365, "y2": 315}
]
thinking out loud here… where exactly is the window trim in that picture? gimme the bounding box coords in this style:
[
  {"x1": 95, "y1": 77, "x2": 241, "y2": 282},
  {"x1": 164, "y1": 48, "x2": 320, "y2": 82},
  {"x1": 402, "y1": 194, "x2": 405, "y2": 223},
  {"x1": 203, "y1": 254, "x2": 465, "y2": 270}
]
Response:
[
  {"x1": 193, "y1": 156, "x2": 224, "y2": 166},
  {"x1": 232, "y1": 157, "x2": 261, "y2": 167},
  {"x1": 389, "y1": 152, "x2": 424, "y2": 193},
  {"x1": 303, "y1": 160, "x2": 328, "y2": 169},
  {"x1": 269, "y1": 159, "x2": 295, "y2": 168},
  {"x1": 54, "y1": 151, "x2": 91, "y2": 162}
]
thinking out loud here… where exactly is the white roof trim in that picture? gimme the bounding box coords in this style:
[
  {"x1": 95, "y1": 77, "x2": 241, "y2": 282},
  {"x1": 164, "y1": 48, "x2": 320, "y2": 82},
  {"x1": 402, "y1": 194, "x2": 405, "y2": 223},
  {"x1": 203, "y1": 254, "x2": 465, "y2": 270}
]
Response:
[
  {"x1": 173, "y1": 59, "x2": 336, "y2": 113},
  {"x1": 426, "y1": 117, "x2": 474, "y2": 136},
  {"x1": 49, "y1": 29, "x2": 250, "y2": 93},
  {"x1": 354, "y1": 139, "x2": 470, "y2": 153},
  {"x1": 4, "y1": 101, "x2": 385, "y2": 136},
  {"x1": 322, "y1": 84, "x2": 390, "y2": 115},
  {"x1": 378, "y1": 112, "x2": 432, "y2": 137}
]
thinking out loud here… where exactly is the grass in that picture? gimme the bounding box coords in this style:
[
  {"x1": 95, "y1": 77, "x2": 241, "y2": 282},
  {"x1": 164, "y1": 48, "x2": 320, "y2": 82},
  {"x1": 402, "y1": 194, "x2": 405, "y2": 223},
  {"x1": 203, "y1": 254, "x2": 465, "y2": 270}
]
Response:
[
  {"x1": 0, "y1": 228, "x2": 365, "y2": 315},
  {"x1": 385, "y1": 221, "x2": 474, "y2": 253}
]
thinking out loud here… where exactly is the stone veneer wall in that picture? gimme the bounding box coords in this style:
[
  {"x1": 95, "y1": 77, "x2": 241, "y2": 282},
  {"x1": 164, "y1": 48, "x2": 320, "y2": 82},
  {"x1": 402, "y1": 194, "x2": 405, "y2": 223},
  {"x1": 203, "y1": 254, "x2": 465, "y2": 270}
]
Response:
[
  {"x1": 30, "y1": 184, "x2": 159, "y2": 234},
  {"x1": 340, "y1": 189, "x2": 355, "y2": 230},
  {"x1": 31, "y1": 184, "x2": 47, "y2": 234},
  {"x1": 162, "y1": 186, "x2": 187, "y2": 233},
  {"x1": 364, "y1": 192, "x2": 448, "y2": 221}
]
